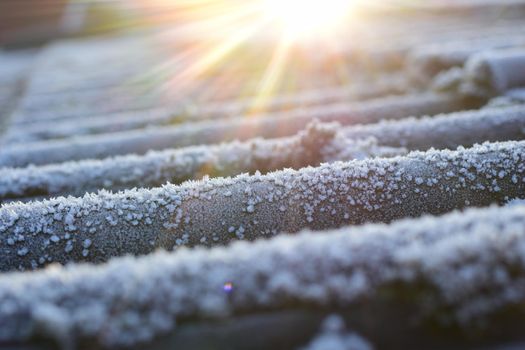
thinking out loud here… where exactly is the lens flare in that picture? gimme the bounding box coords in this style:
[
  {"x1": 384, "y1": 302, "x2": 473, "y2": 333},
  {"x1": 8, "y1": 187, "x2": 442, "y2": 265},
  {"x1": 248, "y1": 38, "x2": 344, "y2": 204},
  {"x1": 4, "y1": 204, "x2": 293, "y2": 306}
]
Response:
[{"x1": 223, "y1": 282, "x2": 234, "y2": 293}]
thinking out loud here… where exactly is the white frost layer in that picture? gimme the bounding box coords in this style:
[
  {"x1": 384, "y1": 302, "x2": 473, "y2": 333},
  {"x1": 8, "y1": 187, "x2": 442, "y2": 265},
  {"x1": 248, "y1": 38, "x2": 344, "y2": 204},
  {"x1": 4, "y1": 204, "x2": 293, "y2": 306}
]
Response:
[
  {"x1": 0, "y1": 140, "x2": 524, "y2": 271},
  {"x1": 506, "y1": 88, "x2": 525, "y2": 102},
  {"x1": 2, "y1": 203, "x2": 525, "y2": 346},
  {"x1": 408, "y1": 33, "x2": 525, "y2": 80},
  {"x1": 2, "y1": 104, "x2": 524, "y2": 201},
  {"x1": 464, "y1": 49, "x2": 525, "y2": 96},
  {"x1": 0, "y1": 122, "x2": 404, "y2": 200},
  {"x1": 0, "y1": 50, "x2": 36, "y2": 137},
  {"x1": 4, "y1": 79, "x2": 406, "y2": 144},
  {"x1": 0, "y1": 93, "x2": 468, "y2": 167},
  {"x1": 23, "y1": 35, "x2": 168, "y2": 95},
  {"x1": 342, "y1": 104, "x2": 525, "y2": 150},
  {"x1": 10, "y1": 73, "x2": 404, "y2": 126}
]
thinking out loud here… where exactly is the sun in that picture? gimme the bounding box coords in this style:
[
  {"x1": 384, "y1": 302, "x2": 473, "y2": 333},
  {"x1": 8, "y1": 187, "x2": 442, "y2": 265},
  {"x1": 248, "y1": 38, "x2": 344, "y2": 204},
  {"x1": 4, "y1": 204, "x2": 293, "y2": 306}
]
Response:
[{"x1": 262, "y1": 0, "x2": 354, "y2": 39}]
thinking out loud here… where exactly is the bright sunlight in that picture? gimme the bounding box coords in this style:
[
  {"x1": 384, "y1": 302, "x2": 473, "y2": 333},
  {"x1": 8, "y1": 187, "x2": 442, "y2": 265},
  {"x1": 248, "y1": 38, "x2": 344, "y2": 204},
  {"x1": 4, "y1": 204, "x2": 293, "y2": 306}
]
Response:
[{"x1": 262, "y1": 0, "x2": 355, "y2": 39}]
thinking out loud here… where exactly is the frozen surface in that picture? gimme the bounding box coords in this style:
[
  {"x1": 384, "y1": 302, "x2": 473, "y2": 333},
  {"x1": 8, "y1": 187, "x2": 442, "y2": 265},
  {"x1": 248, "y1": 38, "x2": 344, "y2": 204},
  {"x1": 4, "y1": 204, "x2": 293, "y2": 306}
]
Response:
[
  {"x1": 0, "y1": 140, "x2": 524, "y2": 271},
  {"x1": 2, "y1": 203, "x2": 525, "y2": 346},
  {"x1": 0, "y1": 3, "x2": 524, "y2": 349},
  {"x1": 0, "y1": 51, "x2": 36, "y2": 136},
  {"x1": 0, "y1": 121, "x2": 404, "y2": 201},
  {"x1": 2, "y1": 104, "x2": 524, "y2": 202},
  {"x1": 342, "y1": 104, "x2": 525, "y2": 150},
  {"x1": 5, "y1": 78, "x2": 407, "y2": 144},
  {"x1": 464, "y1": 49, "x2": 525, "y2": 96},
  {"x1": 408, "y1": 33, "x2": 525, "y2": 81},
  {"x1": 0, "y1": 93, "x2": 469, "y2": 167}
]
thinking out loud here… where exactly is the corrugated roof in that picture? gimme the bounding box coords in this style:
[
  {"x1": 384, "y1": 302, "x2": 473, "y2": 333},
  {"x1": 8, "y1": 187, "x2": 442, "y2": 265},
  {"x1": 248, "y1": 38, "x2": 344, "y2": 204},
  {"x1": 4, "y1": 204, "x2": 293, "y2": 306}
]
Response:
[{"x1": 0, "y1": 1, "x2": 525, "y2": 348}]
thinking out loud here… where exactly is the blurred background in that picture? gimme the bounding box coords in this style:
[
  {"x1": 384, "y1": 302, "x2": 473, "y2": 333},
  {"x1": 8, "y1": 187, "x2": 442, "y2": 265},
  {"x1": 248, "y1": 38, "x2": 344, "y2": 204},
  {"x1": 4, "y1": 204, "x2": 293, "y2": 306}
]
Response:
[{"x1": 1, "y1": 0, "x2": 523, "y2": 142}]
